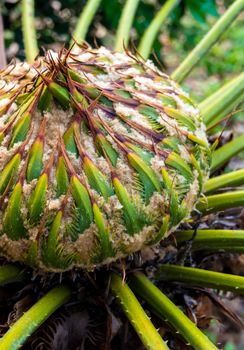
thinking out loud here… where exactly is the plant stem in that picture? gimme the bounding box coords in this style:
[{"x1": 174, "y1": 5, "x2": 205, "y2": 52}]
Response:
[
  {"x1": 200, "y1": 73, "x2": 244, "y2": 127},
  {"x1": 21, "y1": 0, "x2": 39, "y2": 63},
  {"x1": 0, "y1": 265, "x2": 27, "y2": 285},
  {"x1": 110, "y1": 273, "x2": 169, "y2": 350},
  {"x1": 157, "y1": 265, "x2": 244, "y2": 294},
  {"x1": 130, "y1": 272, "x2": 218, "y2": 350},
  {"x1": 0, "y1": 285, "x2": 71, "y2": 350},
  {"x1": 138, "y1": 0, "x2": 179, "y2": 59},
  {"x1": 201, "y1": 73, "x2": 241, "y2": 107},
  {"x1": 211, "y1": 135, "x2": 244, "y2": 173},
  {"x1": 114, "y1": 0, "x2": 140, "y2": 52},
  {"x1": 171, "y1": 0, "x2": 244, "y2": 83},
  {"x1": 0, "y1": 12, "x2": 6, "y2": 68},
  {"x1": 174, "y1": 229, "x2": 244, "y2": 253},
  {"x1": 72, "y1": 0, "x2": 102, "y2": 45},
  {"x1": 196, "y1": 190, "x2": 244, "y2": 215},
  {"x1": 204, "y1": 169, "x2": 244, "y2": 193}
]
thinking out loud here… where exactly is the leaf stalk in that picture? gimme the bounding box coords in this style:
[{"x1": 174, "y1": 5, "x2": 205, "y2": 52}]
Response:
[
  {"x1": 171, "y1": 0, "x2": 244, "y2": 82},
  {"x1": 157, "y1": 265, "x2": 244, "y2": 294},
  {"x1": 130, "y1": 272, "x2": 218, "y2": 350}
]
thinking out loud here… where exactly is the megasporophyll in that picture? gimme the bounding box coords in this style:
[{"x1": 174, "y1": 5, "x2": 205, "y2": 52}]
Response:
[{"x1": 0, "y1": 46, "x2": 210, "y2": 271}]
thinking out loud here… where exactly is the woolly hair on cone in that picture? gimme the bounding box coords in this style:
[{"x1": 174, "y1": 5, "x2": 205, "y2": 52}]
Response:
[{"x1": 0, "y1": 46, "x2": 210, "y2": 271}]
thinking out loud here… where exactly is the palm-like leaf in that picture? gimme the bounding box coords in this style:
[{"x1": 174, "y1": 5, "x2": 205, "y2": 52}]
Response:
[{"x1": 0, "y1": 1, "x2": 243, "y2": 349}]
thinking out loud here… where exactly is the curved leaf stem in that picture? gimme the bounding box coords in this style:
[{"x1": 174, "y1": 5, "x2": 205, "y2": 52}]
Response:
[
  {"x1": 0, "y1": 285, "x2": 71, "y2": 350},
  {"x1": 130, "y1": 272, "x2": 218, "y2": 350},
  {"x1": 0, "y1": 265, "x2": 27, "y2": 286},
  {"x1": 138, "y1": 0, "x2": 179, "y2": 59},
  {"x1": 211, "y1": 135, "x2": 244, "y2": 173},
  {"x1": 171, "y1": 0, "x2": 244, "y2": 83},
  {"x1": 110, "y1": 273, "x2": 169, "y2": 350},
  {"x1": 200, "y1": 73, "x2": 244, "y2": 127},
  {"x1": 72, "y1": 0, "x2": 102, "y2": 45},
  {"x1": 157, "y1": 265, "x2": 244, "y2": 294},
  {"x1": 22, "y1": 0, "x2": 39, "y2": 62},
  {"x1": 0, "y1": 12, "x2": 6, "y2": 68},
  {"x1": 204, "y1": 168, "x2": 244, "y2": 193},
  {"x1": 174, "y1": 229, "x2": 244, "y2": 253},
  {"x1": 196, "y1": 190, "x2": 244, "y2": 215},
  {"x1": 114, "y1": 0, "x2": 140, "y2": 52}
]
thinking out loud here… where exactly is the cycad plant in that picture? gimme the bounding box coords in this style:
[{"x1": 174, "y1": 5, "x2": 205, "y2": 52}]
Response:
[{"x1": 0, "y1": 0, "x2": 243, "y2": 349}]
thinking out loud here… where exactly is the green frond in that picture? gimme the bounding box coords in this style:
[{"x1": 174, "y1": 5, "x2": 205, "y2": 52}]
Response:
[
  {"x1": 0, "y1": 285, "x2": 71, "y2": 350},
  {"x1": 0, "y1": 265, "x2": 27, "y2": 286},
  {"x1": 72, "y1": 0, "x2": 102, "y2": 45},
  {"x1": 172, "y1": 0, "x2": 244, "y2": 83},
  {"x1": 204, "y1": 168, "x2": 244, "y2": 193},
  {"x1": 114, "y1": 0, "x2": 140, "y2": 52},
  {"x1": 157, "y1": 265, "x2": 244, "y2": 294},
  {"x1": 200, "y1": 72, "x2": 244, "y2": 127},
  {"x1": 174, "y1": 229, "x2": 244, "y2": 253},
  {"x1": 130, "y1": 272, "x2": 218, "y2": 350},
  {"x1": 111, "y1": 273, "x2": 169, "y2": 350},
  {"x1": 211, "y1": 135, "x2": 244, "y2": 173},
  {"x1": 22, "y1": 0, "x2": 39, "y2": 62},
  {"x1": 196, "y1": 190, "x2": 244, "y2": 215},
  {"x1": 138, "y1": 0, "x2": 179, "y2": 59}
]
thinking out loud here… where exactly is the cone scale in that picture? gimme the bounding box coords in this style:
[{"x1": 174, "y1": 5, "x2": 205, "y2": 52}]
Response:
[{"x1": 0, "y1": 46, "x2": 210, "y2": 271}]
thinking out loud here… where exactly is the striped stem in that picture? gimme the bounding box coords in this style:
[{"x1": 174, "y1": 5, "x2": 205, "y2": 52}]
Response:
[
  {"x1": 0, "y1": 12, "x2": 6, "y2": 68},
  {"x1": 0, "y1": 265, "x2": 27, "y2": 286},
  {"x1": 22, "y1": 0, "x2": 39, "y2": 62},
  {"x1": 110, "y1": 273, "x2": 168, "y2": 350},
  {"x1": 200, "y1": 74, "x2": 244, "y2": 113},
  {"x1": 211, "y1": 135, "x2": 244, "y2": 173},
  {"x1": 200, "y1": 73, "x2": 244, "y2": 127},
  {"x1": 171, "y1": 0, "x2": 244, "y2": 83},
  {"x1": 138, "y1": 0, "x2": 179, "y2": 59},
  {"x1": 174, "y1": 229, "x2": 244, "y2": 253},
  {"x1": 72, "y1": 0, "x2": 102, "y2": 45},
  {"x1": 130, "y1": 272, "x2": 218, "y2": 350},
  {"x1": 114, "y1": 0, "x2": 140, "y2": 52},
  {"x1": 157, "y1": 265, "x2": 244, "y2": 294},
  {"x1": 204, "y1": 168, "x2": 244, "y2": 193},
  {"x1": 0, "y1": 285, "x2": 71, "y2": 350},
  {"x1": 196, "y1": 190, "x2": 244, "y2": 215}
]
